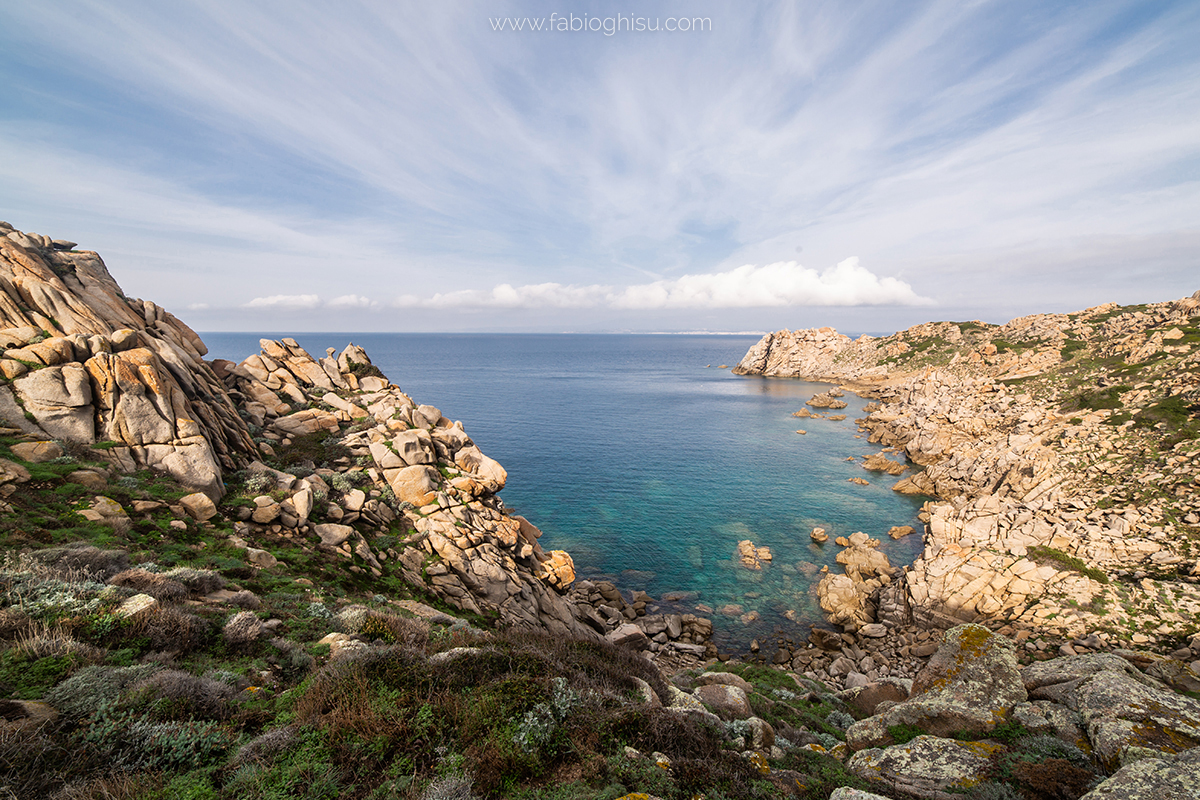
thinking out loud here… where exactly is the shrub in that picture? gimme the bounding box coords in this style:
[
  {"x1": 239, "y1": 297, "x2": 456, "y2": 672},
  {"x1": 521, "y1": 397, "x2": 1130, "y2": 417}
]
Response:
[
  {"x1": 45, "y1": 664, "x2": 160, "y2": 717},
  {"x1": 825, "y1": 710, "x2": 854, "y2": 730},
  {"x1": 131, "y1": 669, "x2": 236, "y2": 720},
  {"x1": 107, "y1": 568, "x2": 189, "y2": 602},
  {"x1": 233, "y1": 726, "x2": 299, "y2": 766},
  {"x1": 79, "y1": 701, "x2": 233, "y2": 772},
  {"x1": 887, "y1": 723, "x2": 923, "y2": 744},
  {"x1": 29, "y1": 543, "x2": 129, "y2": 580},
  {"x1": 162, "y1": 567, "x2": 225, "y2": 596},
  {"x1": 0, "y1": 649, "x2": 78, "y2": 699},
  {"x1": 141, "y1": 605, "x2": 212, "y2": 655},
  {"x1": 223, "y1": 611, "x2": 264, "y2": 650},
  {"x1": 228, "y1": 590, "x2": 263, "y2": 610},
  {"x1": 420, "y1": 771, "x2": 480, "y2": 800},
  {"x1": 244, "y1": 472, "x2": 275, "y2": 495}
]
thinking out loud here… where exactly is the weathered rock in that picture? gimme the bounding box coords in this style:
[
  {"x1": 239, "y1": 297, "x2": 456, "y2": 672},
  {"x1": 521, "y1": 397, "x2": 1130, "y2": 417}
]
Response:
[
  {"x1": 848, "y1": 735, "x2": 1002, "y2": 800},
  {"x1": 693, "y1": 683, "x2": 752, "y2": 720},
  {"x1": 1081, "y1": 746, "x2": 1200, "y2": 799},
  {"x1": 1072, "y1": 669, "x2": 1200, "y2": 770},
  {"x1": 10, "y1": 440, "x2": 65, "y2": 463},
  {"x1": 696, "y1": 672, "x2": 755, "y2": 694},
  {"x1": 390, "y1": 465, "x2": 440, "y2": 506},
  {"x1": 838, "y1": 679, "x2": 911, "y2": 716},
  {"x1": 115, "y1": 593, "x2": 157, "y2": 619},
  {"x1": 314, "y1": 523, "x2": 355, "y2": 547},
  {"x1": 847, "y1": 624, "x2": 1025, "y2": 749},
  {"x1": 179, "y1": 492, "x2": 218, "y2": 521},
  {"x1": 246, "y1": 548, "x2": 277, "y2": 569},
  {"x1": 606, "y1": 623, "x2": 649, "y2": 650}
]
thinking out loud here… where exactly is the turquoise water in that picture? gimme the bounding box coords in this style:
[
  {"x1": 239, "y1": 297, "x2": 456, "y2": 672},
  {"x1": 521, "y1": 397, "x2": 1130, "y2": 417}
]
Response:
[{"x1": 203, "y1": 333, "x2": 925, "y2": 650}]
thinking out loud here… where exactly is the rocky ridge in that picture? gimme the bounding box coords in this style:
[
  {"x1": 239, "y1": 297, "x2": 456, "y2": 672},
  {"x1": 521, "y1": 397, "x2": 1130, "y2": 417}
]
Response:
[
  {"x1": 0, "y1": 221, "x2": 713, "y2": 658},
  {"x1": 734, "y1": 291, "x2": 1200, "y2": 666}
]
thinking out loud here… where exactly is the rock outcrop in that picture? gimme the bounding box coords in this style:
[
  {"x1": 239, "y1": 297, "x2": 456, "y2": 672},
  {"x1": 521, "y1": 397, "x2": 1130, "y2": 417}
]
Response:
[
  {"x1": 0, "y1": 222, "x2": 715, "y2": 648},
  {"x1": 0, "y1": 222, "x2": 254, "y2": 497},
  {"x1": 735, "y1": 290, "x2": 1200, "y2": 652}
]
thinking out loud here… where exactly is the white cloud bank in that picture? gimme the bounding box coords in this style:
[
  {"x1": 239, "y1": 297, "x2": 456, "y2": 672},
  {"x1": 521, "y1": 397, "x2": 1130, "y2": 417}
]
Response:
[
  {"x1": 395, "y1": 258, "x2": 932, "y2": 310},
  {"x1": 243, "y1": 294, "x2": 321, "y2": 310}
]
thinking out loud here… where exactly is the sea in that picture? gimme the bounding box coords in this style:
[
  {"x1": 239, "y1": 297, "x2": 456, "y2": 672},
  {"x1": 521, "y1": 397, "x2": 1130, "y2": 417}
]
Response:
[{"x1": 202, "y1": 333, "x2": 926, "y2": 651}]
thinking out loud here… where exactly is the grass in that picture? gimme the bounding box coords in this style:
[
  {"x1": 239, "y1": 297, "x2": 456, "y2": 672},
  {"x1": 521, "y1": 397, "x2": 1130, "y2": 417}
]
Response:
[{"x1": 1026, "y1": 546, "x2": 1109, "y2": 584}]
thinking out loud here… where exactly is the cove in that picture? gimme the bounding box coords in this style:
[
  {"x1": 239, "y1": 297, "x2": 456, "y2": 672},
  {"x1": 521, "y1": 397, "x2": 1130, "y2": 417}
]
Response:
[{"x1": 204, "y1": 333, "x2": 926, "y2": 651}]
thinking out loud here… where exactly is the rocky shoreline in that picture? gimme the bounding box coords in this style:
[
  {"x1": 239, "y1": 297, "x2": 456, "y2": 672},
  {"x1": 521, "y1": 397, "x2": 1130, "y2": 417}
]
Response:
[
  {"x1": 732, "y1": 292, "x2": 1200, "y2": 691},
  {"x1": 0, "y1": 222, "x2": 716, "y2": 666},
  {"x1": 3, "y1": 222, "x2": 1200, "y2": 798}
]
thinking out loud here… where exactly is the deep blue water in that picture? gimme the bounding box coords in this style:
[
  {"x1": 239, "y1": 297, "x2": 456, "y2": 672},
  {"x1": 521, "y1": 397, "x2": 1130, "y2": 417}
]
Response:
[{"x1": 203, "y1": 333, "x2": 925, "y2": 650}]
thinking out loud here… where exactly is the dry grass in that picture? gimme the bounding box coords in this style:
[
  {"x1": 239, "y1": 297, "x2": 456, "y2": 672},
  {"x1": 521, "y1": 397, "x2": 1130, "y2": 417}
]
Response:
[
  {"x1": 15, "y1": 620, "x2": 103, "y2": 661},
  {"x1": 107, "y1": 569, "x2": 189, "y2": 602}
]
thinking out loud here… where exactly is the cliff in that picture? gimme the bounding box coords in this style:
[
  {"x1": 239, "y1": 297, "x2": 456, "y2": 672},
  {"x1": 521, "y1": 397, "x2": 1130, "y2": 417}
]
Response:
[{"x1": 734, "y1": 292, "x2": 1200, "y2": 655}]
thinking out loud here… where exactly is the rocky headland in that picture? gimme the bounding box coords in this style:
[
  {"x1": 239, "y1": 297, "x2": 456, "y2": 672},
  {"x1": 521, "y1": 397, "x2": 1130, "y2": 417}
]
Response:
[
  {"x1": 2, "y1": 221, "x2": 1199, "y2": 800},
  {"x1": 734, "y1": 292, "x2": 1200, "y2": 680}
]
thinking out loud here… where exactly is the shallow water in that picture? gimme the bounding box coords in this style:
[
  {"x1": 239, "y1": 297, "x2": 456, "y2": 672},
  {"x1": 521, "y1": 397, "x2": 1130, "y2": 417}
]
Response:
[{"x1": 203, "y1": 333, "x2": 926, "y2": 650}]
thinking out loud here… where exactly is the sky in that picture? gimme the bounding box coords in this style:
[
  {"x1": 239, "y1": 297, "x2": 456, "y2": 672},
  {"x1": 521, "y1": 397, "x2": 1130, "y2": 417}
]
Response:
[{"x1": 1, "y1": 0, "x2": 1198, "y2": 334}]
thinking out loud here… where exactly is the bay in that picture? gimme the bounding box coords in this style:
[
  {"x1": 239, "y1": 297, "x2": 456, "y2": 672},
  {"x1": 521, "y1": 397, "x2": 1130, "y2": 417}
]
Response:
[{"x1": 203, "y1": 333, "x2": 925, "y2": 650}]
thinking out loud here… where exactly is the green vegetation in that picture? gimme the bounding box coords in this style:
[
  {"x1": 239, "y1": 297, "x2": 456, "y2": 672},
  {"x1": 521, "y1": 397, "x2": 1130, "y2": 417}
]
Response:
[
  {"x1": 1027, "y1": 545, "x2": 1109, "y2": 584},
  {"x1": 1059, "y1": 385, "x2": 1131, "y2": 413}
]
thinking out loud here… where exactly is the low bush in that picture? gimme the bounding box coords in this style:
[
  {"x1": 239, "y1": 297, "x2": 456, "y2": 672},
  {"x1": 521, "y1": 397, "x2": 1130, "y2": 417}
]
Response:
[{"x1": 108, "y1": 568, "x2": 189, "y2": 602}]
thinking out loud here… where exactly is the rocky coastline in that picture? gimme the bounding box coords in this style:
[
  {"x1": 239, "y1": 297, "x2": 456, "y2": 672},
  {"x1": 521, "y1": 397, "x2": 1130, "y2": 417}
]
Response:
[
  {"x1": 4, "y1": 221, "x2": 1200, "y2": 798},
  {"x1": 0, "y1": 221, "x2": 715, "y2": 664},
  {"x1": 732, "y1": 292, "x2": 1200, "y2": 689}
]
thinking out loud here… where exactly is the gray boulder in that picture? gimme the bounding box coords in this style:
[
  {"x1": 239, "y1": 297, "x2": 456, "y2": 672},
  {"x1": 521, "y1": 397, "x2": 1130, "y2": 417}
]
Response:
[
  {"x1": 847, "y1": 624, "x2": 1026, "y2": 750},
  {"x1": 1081, "y1": 746, "x2": 1200, "y2": 799},
  {"x1": 848, "y1": 734, "x2": 1001, "y2": 799}
]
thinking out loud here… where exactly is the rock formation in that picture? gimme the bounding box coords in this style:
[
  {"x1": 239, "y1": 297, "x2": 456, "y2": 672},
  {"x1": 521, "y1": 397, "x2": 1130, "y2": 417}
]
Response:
[
  {"x1": 0, "y1": 221, "x2": 254, "y2": 497},
  {"x1": 0, "y1": 222, "x2": 714, "y2": 651},
  {"x1": 736, "y1": 290, "x2": 1200, "y2": 655}
]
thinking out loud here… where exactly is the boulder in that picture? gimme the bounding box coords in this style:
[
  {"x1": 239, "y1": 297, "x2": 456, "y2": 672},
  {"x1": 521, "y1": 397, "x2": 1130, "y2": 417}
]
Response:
[
  {"x1": 696, "y1": 672, "x2": 755, "y2": 694},
  {"x1": 693, "y1": 683, "x2": 752, "y2": 720},
  {"x1": 389, "y1": 465, "x2": 439, "y2": 506},
  {"x1": 13, "y1": 363, "x2": 94, "y2": 441},
  {"x1": 606, "y1": 623, "x2": 649, "y2": 650},
  {"x1": 453, "y1": 446, "x2": 506, "y2": 492},
  {"x1": 179, "y1": 492, "x2": 218, "y2": 521},
  {"x1": 1072, "y1": 669, "x2": 1200, "y2": 770},
  {"x1": 1081, "y1": 746, "x2": 1200, "y2": 799},
  {"x1": 392, "y1": 429, "x2": 435, "y2": 465},
  {"x1": 817, "y1": 573, "x2": 874, "y2": 630},
  {"x1": 314, "y1": 523, "x2": 355, "y2": 547},
  {"x1": 10, "y1": 440, "x2": 65, "y2": 463},
  {"x1": 535, "y1": 550, "x2": 575, "y2": 590},
  {"x1": 846, "y1": 624, "x2": 1026, "y2": 750},
  {"x1": 115, "y1": 593, "x2": 157, "y2": 619},
  {"x1": 848, "y1": 735, "x2": 1002, "y2": 799},
  {"x1": 272, "y1": 408, "x2": 339, "y2": 437}
]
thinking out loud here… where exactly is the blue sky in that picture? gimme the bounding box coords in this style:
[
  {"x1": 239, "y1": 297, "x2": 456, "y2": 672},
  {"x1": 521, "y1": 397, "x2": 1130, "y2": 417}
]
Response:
[{"x1": 1, "y1": 0, "x2": 1198, "y2": 333}]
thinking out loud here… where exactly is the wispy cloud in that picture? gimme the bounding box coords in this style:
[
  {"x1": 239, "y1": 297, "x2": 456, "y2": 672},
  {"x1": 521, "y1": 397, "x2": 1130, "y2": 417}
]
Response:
[
  {"x1": 1, "y1": 1, "x2": 1197, "y2": 330},
  {"x1": 395, "y1": 258, "x2": 931, "y2": 310}
]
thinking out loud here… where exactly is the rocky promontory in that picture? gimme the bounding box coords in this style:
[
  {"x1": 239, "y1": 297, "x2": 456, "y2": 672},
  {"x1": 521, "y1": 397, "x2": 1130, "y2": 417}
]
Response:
[
  {"x1": 0, "y1": 221, "x2": 712, "y2": 657},
  {"x1": 735, "y1": 292, "x2": 1200, "y2": 664}
]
